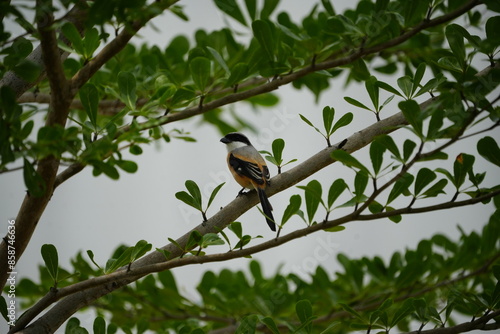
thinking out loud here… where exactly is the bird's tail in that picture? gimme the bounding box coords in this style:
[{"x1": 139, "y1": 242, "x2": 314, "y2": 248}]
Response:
[{"x1": 258, "y1": 188, "x2": 275, "y2": 231}]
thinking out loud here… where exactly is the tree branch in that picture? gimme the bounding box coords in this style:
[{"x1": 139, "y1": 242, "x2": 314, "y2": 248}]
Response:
[
  {"x1": 0, "y1": 0, "x2": 182, "y2": 290},
  {"x1": 405, "y1": 309, "x2": 500, "y2": 334},
  {"x1": 0, "y1": 0, "x2": 80, "y2": 290}
]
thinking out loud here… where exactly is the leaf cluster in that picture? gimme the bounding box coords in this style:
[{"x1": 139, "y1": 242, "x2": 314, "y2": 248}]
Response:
[{"x1": 4, "y1": 209, "x2": 498, "y2": 333}]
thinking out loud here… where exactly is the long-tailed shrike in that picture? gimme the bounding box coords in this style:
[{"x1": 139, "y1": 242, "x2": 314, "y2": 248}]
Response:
[{"x1": 220, "y1": 132, "x2": 276, "y2": 231}]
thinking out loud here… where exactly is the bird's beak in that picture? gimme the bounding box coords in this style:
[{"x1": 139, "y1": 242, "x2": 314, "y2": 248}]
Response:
[{"x1": 220, "y1": 137, "x2": 230, "y2": 144}]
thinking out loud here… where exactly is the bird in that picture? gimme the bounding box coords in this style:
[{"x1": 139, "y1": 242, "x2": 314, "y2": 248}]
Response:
[{"x1": 220, "y1": 132, "x2": 276, "y2": 231}]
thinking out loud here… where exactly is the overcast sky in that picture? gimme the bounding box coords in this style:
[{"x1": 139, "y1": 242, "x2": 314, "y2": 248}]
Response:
[{"x1": 1, "y1": 1, "x2": 499, "y2": 332}]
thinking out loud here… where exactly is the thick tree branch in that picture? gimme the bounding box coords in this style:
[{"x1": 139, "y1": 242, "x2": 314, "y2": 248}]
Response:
[
  {"x1": 0, "y1": 0, "x2": 79, "y2": 289},
  {"x1": 0, "y1": 0, "x2": 181, "y2": 290}
]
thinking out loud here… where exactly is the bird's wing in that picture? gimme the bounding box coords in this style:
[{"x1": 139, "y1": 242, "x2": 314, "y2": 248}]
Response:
[{"x1": 229, "y1": 152, "x2": 266, "y2": 185}]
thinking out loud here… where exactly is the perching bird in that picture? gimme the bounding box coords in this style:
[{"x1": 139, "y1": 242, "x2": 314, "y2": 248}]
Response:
[{"x1": 220, "y1": 132, "x2": 276, "y2": 231}]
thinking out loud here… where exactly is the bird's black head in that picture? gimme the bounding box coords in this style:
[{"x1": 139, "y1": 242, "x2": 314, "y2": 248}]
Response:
[{"x1": 220, "y1": 132, "x2": 252, "y2": 146}]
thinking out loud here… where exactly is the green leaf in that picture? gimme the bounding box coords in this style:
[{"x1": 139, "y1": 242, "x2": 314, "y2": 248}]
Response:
[
  {"x1": 327, "y1": 179, "x2": 348, "y2": 208},
  {"x1": 485, "y1": 16, "x2": 500, "y2": 49},
  {"x1": 272, "y1": 138, "x2": 285, "y2": 165},
  {"x1": 445, "y1": 24, "x2": 466, "y2": 68},
  {"x1": 86, "y1": 250, "x2": 101, "y2": 269},
  {"x1": 13, "y1": 60, "x2": 41, "y2": 82},
  {"x1": 229, "y1": 221, "x2": 243, "y2": 239},
  {"x1": 370, "y1": 140, "x2": 386, "y2": 175},
  {"x1": 244, "y1": 0, "x2": 257, "y2": 21},
  {"x1": 344, "y1": 96, "x2": 372, "y2": 111},
  {"x1": 377, "y1": 81, "x2": 403, "y2": 97},
  {"x1": 331, "y1": 150, "x2": 370, "y2": 175},
  {"x1": 354, "y1": 171, "x2": 369, "y2": 202},
  {"x1": 299, "y1": 114, "x2": 323, "y2": 136},
  {"x1": 412, "y1": 63, "x2": 426, "y2": 96},
  {"x1": 331, "y1": 112, "x2": 353, "y2": 134},
  {"x1": 386, "y1": 206, "x2": 401, "y2": 223},
  {"x1": 104, "y1": 248, "x2": 132, "y2": 274},
  {"x1": 399, "y1": 100, "x2": 423, "y2": 137},
  {"x1": 377, "y1": 135, "x2": 401, "y2": 160},
  {"x1": 281, "y1": 194, "x2": 302, "y2": 226},
  {"x1": 83, "y1": 28, "x2": 100, "y2": 59},
  {"x1": 186, "y1": 230, "x2": 203, "y2": 250},
  {"x1": 427, "y1": 108, "x2": 444, "y2": 139},
  {"x1": 226, "y1": 63, "x2": 249, "y2": 87},
  {"x1": 115, "y1": 160, "x2": 138, "y2": 174},
  {"x1": 130, "y1": 240, "x2": 152, "y2": 262},
  {"x1": 41, "y1": 244, "x2": 59, "y2": 284},
  {"x1": 260, "y1": 0, "x2": 279, "y2": 19},
  {"x1": 339, "y1": 303, "x2": 365, "y2": 322},
  {"x1": 397, "y1": 76, "x2": 413, "y2": 99},
  {"x1": 175, "y1": 191, "x2": 201, "y2": 211},
  {"x1": 65, "y1": 317, "x2": 88, "y2": 334},
  {"x1": 156, "y1": 248, "x2": 172, "y2": 260},
  {"x1": 21, "y1": 120, "x2": 34, "y2": 139},
  {"x1": 453, "y1": 153, "x2": 475, "y2": 189},
  {"x1": 93, "y1": 317, "x2": 106, "y2": 334},
  {"x1": 117, "y1": 71, "x2": 137, "y2": 110},
  {"x1": 190, "y1": 57, "x2": 211, "y2": 92},
  {"x1": 260, "y1": 317, "x2": 280, "y2": 334},
  {"x1": 186, "y1": 180, "x2": 203, "y2": 208},
  {"x1": 477, "y1": 136, "x2": 500, "y2": 167},
  {"x1": 207, "y1": 182, "x2": 225, "y2": 209},
  {"x1": 201, "y1": 233, "x2": 225, "y2": 248},
  {"x1": 414, "y1": 168, "x2": 437, "y2": 196},
  {"x1": 351, "y1": 59, "x2": 370, "y2": 81},
  {"x1": 387, "y1": 173, "x2": 414, "y2": 205},
  {"x1": 252, "y1": 20, "x2": 276, "y2": 61},
  {"x1": 296, "y1": 299, "x2": 314, "y2": 332},
  {"x1": 323, "y1": 106, "x2": 335, "y2": 135},
  {"x1": 79, "y1": 84, "x2": 99, "y2": 129},
  {"x1": 129, "y1": 145, "x2": 143, "y2": 155},
  {"x1": 415, "y1": 74, "x2": 445, "y2": 97},
  {"x1": 325, "y1": 225, "x2": 346, "y2": 232},
  {"x1": 236, "y1": 315, "x2": 258, "y2": 334},
  {"x1": 23, "y1": 158, "x2": 46, "y2": 197},
  {"x1": 206, "y1": 46, "x2": 229, "y2": 75},
  {"x1": 321, "y1": 0, "x2": 335, "y2": 15},
  {"x1": 391, "y1": 298, "x2": 415, "y2": 327},
  {"x1": 95, "y1": 161, "x2": 119, "y2": 180},
  {"x1": 214, "y1": 0, "x2": 247, "y2": 26},
  {"x1": 61, "y1": 22, "x2": 84, "y2": 55},
  {"x1": 403, "y1": 139, "x2": 417, "y2": 162},
  {"x1": 299, "y1": 180, "x2": 323, "y2": 224},
  {"x1": 234, "y1": 234, "x2": 252, "y2": 250},
  {"x1": 366, "y1": 76, "x2": 379, "y2": 111}
]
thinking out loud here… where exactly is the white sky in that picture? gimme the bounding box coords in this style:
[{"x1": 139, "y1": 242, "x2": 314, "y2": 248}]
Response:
[{"x1": 1, "y1": 1, "x2": 499, "y2": 332}]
